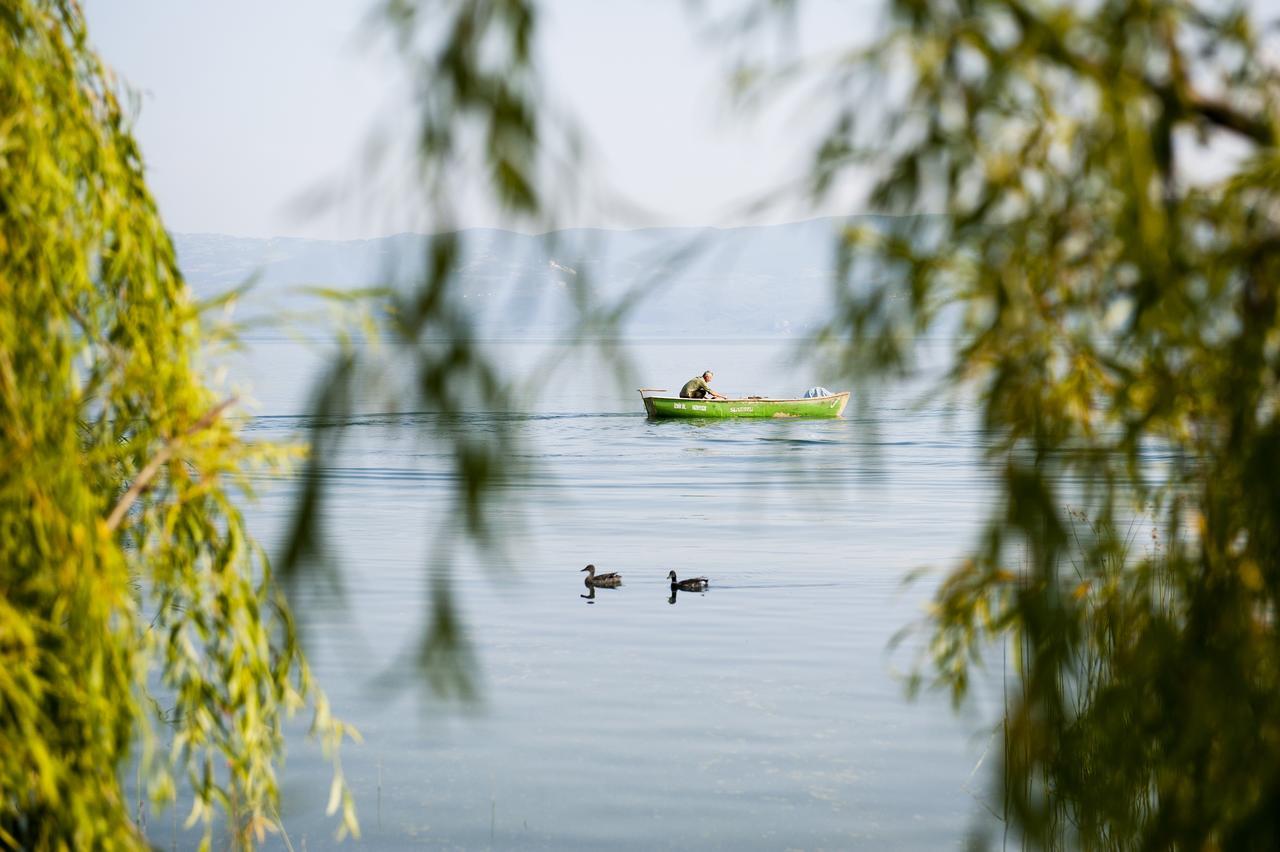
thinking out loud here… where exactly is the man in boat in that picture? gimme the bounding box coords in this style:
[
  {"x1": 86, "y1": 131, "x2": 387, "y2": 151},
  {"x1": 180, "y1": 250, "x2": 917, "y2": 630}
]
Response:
[{"x1": 679, "y1": 370, "x2": 728, "y2": 400}]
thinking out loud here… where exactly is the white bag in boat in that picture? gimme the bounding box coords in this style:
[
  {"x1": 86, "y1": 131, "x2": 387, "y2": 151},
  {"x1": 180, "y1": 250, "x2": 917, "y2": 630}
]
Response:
[{"x1": 802, "y1": 387, "x2": 833, "y2": 398}]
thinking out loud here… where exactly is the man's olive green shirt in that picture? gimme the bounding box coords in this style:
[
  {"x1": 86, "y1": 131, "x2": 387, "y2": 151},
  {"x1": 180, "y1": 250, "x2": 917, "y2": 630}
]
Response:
[{"x1": 680, "y1": 376, "x2": 709, "y2": 398}]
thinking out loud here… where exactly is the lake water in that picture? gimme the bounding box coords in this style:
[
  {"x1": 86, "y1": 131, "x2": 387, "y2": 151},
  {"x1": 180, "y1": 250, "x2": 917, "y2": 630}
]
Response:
[{"x1": 174, "y1": 340, "x2": 1009, "y2": 849}]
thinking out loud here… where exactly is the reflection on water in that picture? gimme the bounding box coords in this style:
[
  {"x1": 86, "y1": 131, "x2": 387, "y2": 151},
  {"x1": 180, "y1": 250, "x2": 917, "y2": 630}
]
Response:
[
  {"x1": 666, "y1": 586, "x2": 708, "y2": 606},
  {"x1": 208, "y1": 340, "x2": 1014, "y2": 849},
  {"x1": 578, "y1": 584, "x2": 622, "y2": 604}
]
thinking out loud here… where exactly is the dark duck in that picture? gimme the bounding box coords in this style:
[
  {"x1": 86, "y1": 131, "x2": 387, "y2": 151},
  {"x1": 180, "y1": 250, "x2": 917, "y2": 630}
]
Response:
[{"x1": 668, "y1": 570, "x2": 709, "y2": 591}]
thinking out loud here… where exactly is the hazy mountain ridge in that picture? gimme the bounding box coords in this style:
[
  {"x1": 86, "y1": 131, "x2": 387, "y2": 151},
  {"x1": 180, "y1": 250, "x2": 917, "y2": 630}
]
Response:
[{"x1": 174, "y1": 217, "x2": 916, "y2": 338}]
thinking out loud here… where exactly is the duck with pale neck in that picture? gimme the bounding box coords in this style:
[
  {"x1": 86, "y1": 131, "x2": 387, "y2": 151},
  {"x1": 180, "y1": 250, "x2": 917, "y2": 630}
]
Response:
[{"x1": 581, "y1": 564, "x2": 621, "y2": 587}]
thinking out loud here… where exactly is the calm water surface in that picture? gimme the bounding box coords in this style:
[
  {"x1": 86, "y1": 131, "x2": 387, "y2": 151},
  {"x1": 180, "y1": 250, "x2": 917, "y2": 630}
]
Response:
[{"x1": 194, "y1": 341, "x2": 1008, "y2": 849}]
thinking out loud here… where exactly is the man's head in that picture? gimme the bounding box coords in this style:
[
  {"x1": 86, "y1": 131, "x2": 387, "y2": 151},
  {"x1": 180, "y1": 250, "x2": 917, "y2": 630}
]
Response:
[{"x1": 702, "y1": 371, "x2": 713, "y2": 381}]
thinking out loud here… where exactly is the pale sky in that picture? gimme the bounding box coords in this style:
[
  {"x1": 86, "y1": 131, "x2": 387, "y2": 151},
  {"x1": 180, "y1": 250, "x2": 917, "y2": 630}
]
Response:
[
  {"x1": 86, "y1": 1, "x2": 1279, "y2": 241},
  {"x1": 86, "y1": 1, "x2": 868, "y2": 240}
]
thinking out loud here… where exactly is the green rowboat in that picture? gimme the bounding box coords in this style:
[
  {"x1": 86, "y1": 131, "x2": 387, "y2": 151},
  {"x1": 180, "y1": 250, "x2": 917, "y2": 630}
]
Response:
[{"x1": 638, "y1": 389, "x2": 850, "y2": 419}]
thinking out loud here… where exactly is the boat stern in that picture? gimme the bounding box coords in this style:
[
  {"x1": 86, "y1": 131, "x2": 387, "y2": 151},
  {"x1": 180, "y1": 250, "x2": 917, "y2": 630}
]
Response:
[{"x1": 637, "y1": 388, "x2": 665, "y2": 418}]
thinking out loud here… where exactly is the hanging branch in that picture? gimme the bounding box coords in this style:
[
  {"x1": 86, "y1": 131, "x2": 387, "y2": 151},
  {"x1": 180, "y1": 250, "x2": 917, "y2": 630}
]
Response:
[{"x1": 105, "y1": 396, "x2": 237, "y2": 532}]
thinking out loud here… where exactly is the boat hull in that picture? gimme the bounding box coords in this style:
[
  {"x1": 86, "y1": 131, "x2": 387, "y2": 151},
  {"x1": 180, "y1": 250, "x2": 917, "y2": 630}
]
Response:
[{"x1": 641, "y1": 392, "x2": 850, "y2": 419}]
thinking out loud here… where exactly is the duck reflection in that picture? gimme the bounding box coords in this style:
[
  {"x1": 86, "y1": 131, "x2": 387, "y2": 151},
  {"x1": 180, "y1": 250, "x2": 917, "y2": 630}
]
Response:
[
  {"x1": 580, "y1": 585, "x2": 619, "y2": 604},
  {"x1": 667, "y1": 585, "x2": 711, "y2": 605}
]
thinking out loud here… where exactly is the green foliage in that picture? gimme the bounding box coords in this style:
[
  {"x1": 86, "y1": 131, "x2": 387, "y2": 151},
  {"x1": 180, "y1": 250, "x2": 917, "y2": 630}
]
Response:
[
  {"x1": 0, "y1": 2, "x2": 353, "y2": 846},
  {"x1": 807, "y1": 0, "x2": 1280, "y2": 846},
  {"x1": 2, "y1": 0, "x2": 616, "y2": 843},
  {"x1": 13, "y1": 0, "x2": 1279, "y2": 847}
]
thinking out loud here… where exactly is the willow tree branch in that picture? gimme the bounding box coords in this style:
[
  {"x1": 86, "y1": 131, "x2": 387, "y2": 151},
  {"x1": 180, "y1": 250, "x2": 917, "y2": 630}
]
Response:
[
  {"x1": 105, "y1": 397, "x2": 237, "y2": 532},
  {"x1": 1185, "y1": 93, "x2": 1274, "y2": 146}
]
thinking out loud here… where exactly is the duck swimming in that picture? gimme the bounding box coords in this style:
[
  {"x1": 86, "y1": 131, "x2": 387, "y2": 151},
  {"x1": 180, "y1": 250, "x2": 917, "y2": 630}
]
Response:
[
  {"x1": 582, "y1": 564, "x2": 622, "y2": 587},
  {"x1": 668, "y1": 570, "x2": 709, "y2": 591}
]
